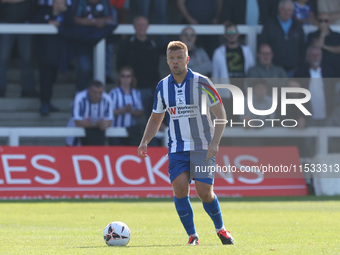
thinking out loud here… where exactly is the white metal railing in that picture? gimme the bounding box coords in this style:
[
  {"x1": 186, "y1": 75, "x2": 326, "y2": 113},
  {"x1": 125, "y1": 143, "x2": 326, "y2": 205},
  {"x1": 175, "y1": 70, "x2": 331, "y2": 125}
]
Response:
[
  {"x1": 2, "y1": 24, "x2": 340, "y2": 83},
  {"x1": 0, "y1": 127, "x2": 339, "y2": 155}
]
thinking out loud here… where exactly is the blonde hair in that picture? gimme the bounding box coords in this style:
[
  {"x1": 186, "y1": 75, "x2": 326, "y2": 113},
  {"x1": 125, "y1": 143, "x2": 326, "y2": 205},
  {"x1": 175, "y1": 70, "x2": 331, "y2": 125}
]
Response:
[{"x1": 167, "y1": 41, "x2": 188, "y2": 56}]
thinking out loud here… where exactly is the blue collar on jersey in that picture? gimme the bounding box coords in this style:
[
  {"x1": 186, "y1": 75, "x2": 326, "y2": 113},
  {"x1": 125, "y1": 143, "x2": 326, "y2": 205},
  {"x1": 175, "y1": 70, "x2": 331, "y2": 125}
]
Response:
[{"x1": 169, "y1": 68, "x2": 194, "y2": 88}]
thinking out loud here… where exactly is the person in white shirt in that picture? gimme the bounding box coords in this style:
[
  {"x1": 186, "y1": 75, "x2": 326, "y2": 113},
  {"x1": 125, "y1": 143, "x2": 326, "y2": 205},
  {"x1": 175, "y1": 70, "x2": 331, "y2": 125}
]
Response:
[{"x1": 212, "y1": 21, "x2": 255, "y2": 120}]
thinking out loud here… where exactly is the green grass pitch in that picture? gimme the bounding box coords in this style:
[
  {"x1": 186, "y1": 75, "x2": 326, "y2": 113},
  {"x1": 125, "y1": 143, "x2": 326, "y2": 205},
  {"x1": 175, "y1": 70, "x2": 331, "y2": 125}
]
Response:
[{"x1": 0, "y1": 196, "x2": 339, "y2": 255}]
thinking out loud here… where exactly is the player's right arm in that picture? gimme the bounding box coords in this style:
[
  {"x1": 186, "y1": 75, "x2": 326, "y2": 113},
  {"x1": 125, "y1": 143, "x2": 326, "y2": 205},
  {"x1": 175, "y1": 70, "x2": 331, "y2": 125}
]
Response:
[{"x1": 138, "y1": 112, "x2": 165, "y2": 158}]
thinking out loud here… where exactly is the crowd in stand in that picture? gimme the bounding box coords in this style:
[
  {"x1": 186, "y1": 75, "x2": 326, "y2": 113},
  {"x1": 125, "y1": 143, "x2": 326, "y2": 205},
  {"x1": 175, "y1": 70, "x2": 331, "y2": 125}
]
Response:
[{"x1": 1, "y1": 0, "x2": 340, "y2": 155}]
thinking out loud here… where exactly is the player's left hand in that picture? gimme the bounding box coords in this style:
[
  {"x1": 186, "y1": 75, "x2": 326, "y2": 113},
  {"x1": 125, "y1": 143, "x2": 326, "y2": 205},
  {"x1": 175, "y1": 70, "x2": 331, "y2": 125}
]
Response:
[{"x1": 207, "y1": 143, "x2": 218, "y2": 159}]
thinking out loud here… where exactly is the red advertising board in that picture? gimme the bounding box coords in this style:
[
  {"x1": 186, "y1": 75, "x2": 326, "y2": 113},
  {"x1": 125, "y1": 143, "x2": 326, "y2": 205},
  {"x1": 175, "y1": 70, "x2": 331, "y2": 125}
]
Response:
[{"x1": 0, "y1": 146, "x2": 307, "y2": 200}]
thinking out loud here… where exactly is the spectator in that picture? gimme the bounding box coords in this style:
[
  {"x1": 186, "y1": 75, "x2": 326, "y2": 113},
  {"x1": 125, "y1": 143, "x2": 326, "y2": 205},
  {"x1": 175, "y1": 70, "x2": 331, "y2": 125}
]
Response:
[
  {"x1": 317, "y1": 0, "x2": 340, "y2": 25},
  {"x1": 135, "y1": 0, "x2": 167, "y2": 25},
  {"x1": 117, "y1": 16, "x2": 160, "y2": 120},
  {"x1": 260, "y1": 0, "x2": 305, "y2": 77},
  {"x1": 135, "y1": 0, "x2": 168, "y2": 47},
  {"x1": 33, "y1": 0, "x2": 71, "y2": 116},
  {"x1": 247, "y1": 43, "x2": 287, "y2": 90},
  {"x1": 69, "y1": 80, "x2": 113, "y2": 146},
  {"x1": 179, "y1": 26, "x2": 212, "y2": 77},
  {"x1": 177, "y1": 0, "x2": 219, "y2": 57},
  {"x1": 218, "y1": 0, "x2": 280, "y2": 25},
  {"x1": 212, "y1": 21, "x2": 255, "y2": 119},
  {"x1": 294, "y1": 46, "x2": 335, "y2": 126},
  {"x1": 293, "y1": 0, "x2": 316, "y2": 25},
  {"x1": 307, "y1": 12, "x2": 340, "y2": 75},
  {"x1": 72, "y1": 0, "x2": 115, "y2": 91},
  {"x1": 109, "y1": 66, "x2": 144, "y2": 146},
  {"x1": 0, "y1": 0, "x2": 37, "y2": 98},
  {"x1": 247, "y1": 43, "x2": 288, "y2": 79}
]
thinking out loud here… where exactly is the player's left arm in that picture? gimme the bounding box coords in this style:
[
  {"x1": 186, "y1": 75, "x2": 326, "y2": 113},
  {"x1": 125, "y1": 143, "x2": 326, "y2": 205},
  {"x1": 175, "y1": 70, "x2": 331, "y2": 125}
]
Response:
[{"x1": 207, "y1": 103, "x2": 226, "y2": 159}]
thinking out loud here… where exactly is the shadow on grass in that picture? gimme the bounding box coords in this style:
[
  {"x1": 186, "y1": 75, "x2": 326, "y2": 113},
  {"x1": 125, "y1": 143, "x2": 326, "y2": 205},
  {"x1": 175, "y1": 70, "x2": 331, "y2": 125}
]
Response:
[
  {"x1": 76, "y1": 244, "x2": 185, "y2": 249},
  {"x1": 1, "y1": 195, "x2": 339, "y2": 204}
]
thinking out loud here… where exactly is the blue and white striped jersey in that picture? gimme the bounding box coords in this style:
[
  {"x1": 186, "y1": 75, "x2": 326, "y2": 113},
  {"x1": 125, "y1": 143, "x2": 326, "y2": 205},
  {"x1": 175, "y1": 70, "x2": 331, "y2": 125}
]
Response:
[
  {"x1": 109, "y1": 87, "x2": 143, "y2": 127},
  {"x1": 153, "y1": 68, "x2": 220, "y2": 153},
  {"x1": 72, "y1": 89, "x2": 113, "y2": 122}
]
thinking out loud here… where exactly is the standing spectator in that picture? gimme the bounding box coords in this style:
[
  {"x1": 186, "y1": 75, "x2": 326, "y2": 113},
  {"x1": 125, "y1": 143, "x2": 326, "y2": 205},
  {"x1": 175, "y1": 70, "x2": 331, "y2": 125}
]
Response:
[
  {"x1": 117, "y1": 16, "x2": 160, "y2": 119},
  {"x1": 0, "y1": 0, "x2": 37, "y2": 97},
  {"x1": 177, "y1": 0, "x2": 219, "y2": 57},
  {"x1": 293, "y1": 0, "x2": 316, "y2": 25},
  {"x1": 135, "y1": 0, "x2": 167, "y2": 25},
  {"x1": 218, "y1": 0, "x2": 280, "y2": 25},
  {"x1": 109, "y1": 66, "x2": 143, "y2": 146},
  {"x1": 179, "y1": 26, "x2": 212, "y2": 77},
  {"x1": 317, "y1": 0, "x2": 340, "y2": 25},
  {"x1": 212, "y1": 21, "x2": 255, "y2": 119},
  {"x1": 33, "y1": 0, "x2": 71, "y2": 116},
  {"x1": 70, "y1": 80, "x2": 113, "y2": 145},
  {"x1": 260, "y1": 0, "x2": 305, "y2": 77},
  {"x1": 72, "y1": 0, "x2": 114, "y2": 91},
  {"x1": 307, "y1": 12, "x2": 340, "y2": 75},
  {"x1": 135, "y1": 0, "x2": 168, "y2": 47}
]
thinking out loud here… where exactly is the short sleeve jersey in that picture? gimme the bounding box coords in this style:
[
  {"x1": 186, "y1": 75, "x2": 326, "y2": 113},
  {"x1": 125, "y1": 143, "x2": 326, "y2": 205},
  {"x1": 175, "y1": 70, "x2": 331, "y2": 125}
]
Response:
[
  {"x1": 153, "y1": 69, "x2": 221, "y2": 153},
  {"x1": 72, "y1": 89, "x2": 113, "y2": 123}
]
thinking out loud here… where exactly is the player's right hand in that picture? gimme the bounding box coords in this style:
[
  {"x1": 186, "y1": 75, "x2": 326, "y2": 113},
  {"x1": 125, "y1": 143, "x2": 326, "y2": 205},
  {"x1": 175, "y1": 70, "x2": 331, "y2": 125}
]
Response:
[{"x1": 137, "y1": 143, "x2": 148, "y2": 158}]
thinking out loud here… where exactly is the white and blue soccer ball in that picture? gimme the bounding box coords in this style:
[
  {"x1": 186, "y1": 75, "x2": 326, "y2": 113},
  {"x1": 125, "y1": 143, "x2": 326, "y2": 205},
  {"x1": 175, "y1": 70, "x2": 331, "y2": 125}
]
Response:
[{"x1": 103, "y1": 221, "x2": 131, "y2": 246}]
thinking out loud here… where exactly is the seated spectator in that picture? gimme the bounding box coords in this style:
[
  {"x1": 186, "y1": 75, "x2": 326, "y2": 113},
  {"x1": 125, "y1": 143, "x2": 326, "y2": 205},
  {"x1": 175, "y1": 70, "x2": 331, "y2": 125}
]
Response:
[
  {"x1": 212, "y1": 21, "x2": 255, "y2": 120},
  {"x1": 0, "y1": 0, "x2": 37, "y2": 98},
  {"x1": 307, "y1": 12, "x2": 340, "y2": 75},
  {"x1": 293, "y1": 0, "x2": 316, "y2": 25},
  {"x1": 68, "y1": 80, "x2": 113, "y2": 146},
  {"x1": 294, "y1": 46, "x2": 335, "y2": 126},
  {"x1": 317, "y1": 0, "x2": 340, "y2": 25},
  {"x1": 247, "y1": 43, "x2": 287, "y2": 78},
  {"x1": 109, "y1": 66, "x2": 143, "y2": 146},
  {"x1": 117, "y1": 16, "x2": 160, "y2": 122},
  {"x1": 179, "y1": 26, "x2": 212, "y2": 77},
  {"x1": 33, "y1": 0, "x2": 70, "y2": 116},
  {"x1": 260, "y1": 0, "x2": 305, "y2": 77}
]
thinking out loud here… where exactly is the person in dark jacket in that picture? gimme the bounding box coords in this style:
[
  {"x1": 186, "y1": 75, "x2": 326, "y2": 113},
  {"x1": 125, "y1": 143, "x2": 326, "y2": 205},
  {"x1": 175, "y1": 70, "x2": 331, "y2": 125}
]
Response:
[
  {"x1": 294, "y1": 46, "x2": 335, "y2": 124},
  {"x1": 116, "y1": 16, "x2": 160, "y2": 120},
  {"x1": 307, "y1": 12, "x2": 340, "y2": 75},
  {"x1": 33, "y1": 0, "x2": 71, "y2": 116},
  {"x1": 260, "y1": 0, "x2": 305, "y2": 77}
]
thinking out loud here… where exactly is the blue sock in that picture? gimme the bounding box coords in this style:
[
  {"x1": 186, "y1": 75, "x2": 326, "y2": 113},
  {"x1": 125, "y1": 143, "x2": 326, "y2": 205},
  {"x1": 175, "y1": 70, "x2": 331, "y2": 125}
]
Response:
[
  {"x1": 174, "y1": 196, "x2": 196, "y2": 236},
  {"x1": 203, "y1": 194, "x2": 224, "y2": 230}
]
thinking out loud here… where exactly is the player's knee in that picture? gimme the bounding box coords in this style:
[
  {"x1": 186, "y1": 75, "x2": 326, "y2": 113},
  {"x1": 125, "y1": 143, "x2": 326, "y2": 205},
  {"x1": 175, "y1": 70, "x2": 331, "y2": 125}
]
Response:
[
  {"x1": 197, "y1": 190, "x2": 214, "y2": 203},
  {"x1": 173, "y1": 189, "x2": 189, "y2": 198}
]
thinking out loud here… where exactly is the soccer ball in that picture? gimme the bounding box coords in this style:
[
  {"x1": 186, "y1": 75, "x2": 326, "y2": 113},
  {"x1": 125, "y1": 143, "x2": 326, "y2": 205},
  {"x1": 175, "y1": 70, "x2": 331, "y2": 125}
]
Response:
[{"x1": 103, "y1": 221, "x2": 131, "y2": 246}]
